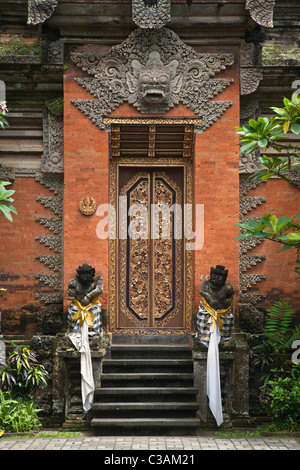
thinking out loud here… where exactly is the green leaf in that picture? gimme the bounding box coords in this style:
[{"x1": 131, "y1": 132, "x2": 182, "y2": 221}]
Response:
[
  {"x1": 261, "y1": 173, "x2": 274, "y2": 180},
  {"x1": 0, "y1": 205, "x2": 13, "y2": 222},
  {"x1": 234, "y1": 232, "x2": 254, "y2": 240},
  {"x1": 287, "y1": 232, "x2": 300, "y2": 242},
  {"x1": 291, "y1": 123, "x2": 300, "y2": 134},
  {"x1": 240, "y1": 141, "x2": 258, "y2": 155},
  {"x1": 270, "y1": 107, "x2": 290, "y2": 118},
  {"x1": 258, "y1": 138, "x2": 268, "y2": 147},
  {"x1": 248, "y1": 119, "x2": 258, "y2": 129},
  {"x1": 270, "y1": 215, "x2": 278, "y2": 231}
]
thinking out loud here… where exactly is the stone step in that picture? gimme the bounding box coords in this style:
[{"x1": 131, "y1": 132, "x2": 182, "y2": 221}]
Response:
[
  {"x1": 93, "y1": 402, "x2": 199, "y2": 411},
  {"x1": 102, "y1": 358, "x2": 193, "y2": 373},
  {"x1": 101, "y1": 372, "x2": 194, "y2": 387},
  {"x1": 95, "y1": 387, "x2": 198, "y2": 402},
  {"x1": 110, "y1": 344, "x2": 193, "y2": 359},
  {"x1": 92, "y1": 341, "x2": 198, "y2": 434},
  {"x1": 91, "y1": 418, "x2": 200, "y2": 429}
]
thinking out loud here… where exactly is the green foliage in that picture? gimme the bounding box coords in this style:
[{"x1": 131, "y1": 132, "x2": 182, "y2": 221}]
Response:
[
  {"x1": 0, "y1": 390, "x2": 42, "y2": 433},
  {"x1": 252, "y1": 302, "x2": 300, "y2": 431},
  {"x1": 260, "y1": 364, "x2": 300, "y2": 431},
  {"x1": 235, "y1": 214, "x2": 300, "y2": 278},
  {"x1": 235, "y1": 213, "x2": 300, "y2": 250},
  {"x1": 0, "y1": 343, "x2": 49, "y2": 398},
  {"x1": 250, "y1": 155, "x2": 300, "y2": 185},
  {"x1": 0, "y1": 181, "x2": 17, "y2": 222},
  {"x1": 264, "y1": 301, "x2": 300, "y2": 352},
  {"x1": 237, "y1": 94, "x2": 300, "y2": 154},
  {"x1": 45, "y1": 97, "x2": 64, "y2": 115},
  {"x1": 236, "y1": 94, "x2": 300, "y2": 188},
  {"x1": 237, "y1": 116, "x2": 285, "y2": 155},
  {"x1": 252, "y1": 301, "x2": 300, "y2": 379},
  {"x1": 0, "y1": 39, "x2": 43, "y2": 56}
]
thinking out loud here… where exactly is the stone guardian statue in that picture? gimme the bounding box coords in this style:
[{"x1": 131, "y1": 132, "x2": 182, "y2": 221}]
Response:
[
  {"x1": 196, "y1": 265, "x2": 234, "y2": 428},
  {"x1": 67, "y1": 263, "x2": 103, "y2": 337}
]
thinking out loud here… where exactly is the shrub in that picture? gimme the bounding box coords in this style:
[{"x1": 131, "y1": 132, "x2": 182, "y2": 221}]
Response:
[
  {"x1": 0, "y1": 390, "x2": 42, "y2": 432},
  {"x1": 260, "y1": 363, "x2": 300, "y2": 431},
  {"x1": 0, "y1": 343, "x2": 49, "y2": 398}
]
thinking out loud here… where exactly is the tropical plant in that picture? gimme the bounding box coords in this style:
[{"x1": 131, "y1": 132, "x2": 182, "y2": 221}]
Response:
[
  {"x1": 260, "y1": 363, "x2": 300, "y2": 431},
  {"x1": 0, "y1": 343, "x2": 49, "y2": 398},
  {"x1": 235, "y1": 95, "x2": 300, "y2": 277},
  {"x1": 236, "y1": 94, "x2": 300, "y2": 178},
  {"x1": 0, "y1": 390, "x2": 42, "y2": 432},
  {"x1": 0, "y1": 181, "x2": 17, "y2": 222},
  {"x1": 252, "y1": 301, "x2": 300, "y2": 379}
]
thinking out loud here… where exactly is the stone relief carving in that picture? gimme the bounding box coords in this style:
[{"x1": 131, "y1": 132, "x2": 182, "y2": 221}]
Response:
[
  {"x1": 46, "y1": 40, "x2": 64, "y2": 66},
  {"x1": 246, "y1": 0, "x2": 275, "y2": 28},
  {"x1": 240, "y1": 42, "x2": 263, "y2": 96},
  {"x1": 239, "y1": 97, "x2": 261, "y2": 173},
  {"x1": 71, "y1": 28, "x2": 234, "y2": 132},
  {"x1": 132, "y1": 0, "x2": 171, "y2": 29},
  {"x1": 241, "y1": 68, "x2": 263, "y2": 96},
  {"x1": 34, "y1": 172, "x2": 64, "y2": 305},
  {"x1": 41, "y1": 105, "x2": 64, "y2": 173},
  {"x1": 27, "y1": 0, "x2": 58, "y2": 25},
  {"x1": 239, "y1": 175, "x2": 267, "y2": 304}
]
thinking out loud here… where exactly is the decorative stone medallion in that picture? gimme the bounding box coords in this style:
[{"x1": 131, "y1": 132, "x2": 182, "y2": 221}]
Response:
[{"x1": 79, "y1": 197, "x2": 97, "y2": 216}]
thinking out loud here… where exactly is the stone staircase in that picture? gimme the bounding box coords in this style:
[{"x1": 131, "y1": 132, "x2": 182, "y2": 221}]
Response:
[{"x1": 91, "y1": 337, "x2": 200, "y2": 435}]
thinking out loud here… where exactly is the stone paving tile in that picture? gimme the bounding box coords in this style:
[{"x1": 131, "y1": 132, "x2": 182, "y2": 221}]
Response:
[{"x1": 0, "y1": 434, "x2": 299, "y2": 451}]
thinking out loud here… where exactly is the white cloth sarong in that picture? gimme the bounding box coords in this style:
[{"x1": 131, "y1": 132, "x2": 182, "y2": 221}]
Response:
[
  {"x1": 206, "y1": 322, "x2": 223, "y2": 427},
  {"x1": 67, "y1": 319, "x2": 94, "y2": 412}
]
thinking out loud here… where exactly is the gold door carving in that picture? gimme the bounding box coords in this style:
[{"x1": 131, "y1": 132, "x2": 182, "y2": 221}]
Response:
[
  {"x1": 109, "y1": 159, "x2": 193, "y2": 336},
  {"x1": 116, "y1": 167, "x2": 186, "y2": 332}
]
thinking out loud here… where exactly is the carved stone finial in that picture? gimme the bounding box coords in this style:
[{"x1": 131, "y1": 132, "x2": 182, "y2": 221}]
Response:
[
  {"x1": 132, "y1": 0, "x2": 171, "y2": 29},
  {"x1": 246, "y1": 0, "x2": 275, "y2": 28},
  {"x1": 27, "y1": 0, "x2": 58, "y2": 25}
]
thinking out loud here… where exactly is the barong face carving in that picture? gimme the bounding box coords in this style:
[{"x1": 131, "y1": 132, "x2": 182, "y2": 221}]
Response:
[
  {"x1": 127, "y1": 50, "x2": 180, "y2": 114},
  {"x1": 71, "y1": 28, "x2": 234, "y2": 131},
  {"x1": 67, "y1": 264, "x2": 103, "y2": 336},
  {"x1": 196, "y1": 265, "x2": 234, "y2": 346}
]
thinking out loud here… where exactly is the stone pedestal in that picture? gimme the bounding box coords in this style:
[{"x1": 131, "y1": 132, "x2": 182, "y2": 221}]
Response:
[
  {"x1": 55, "y1": 334, "x2": 109, "y2": 429},
  {"x1": 192, "y1": 331, "x2": 249, "y2": 427}
]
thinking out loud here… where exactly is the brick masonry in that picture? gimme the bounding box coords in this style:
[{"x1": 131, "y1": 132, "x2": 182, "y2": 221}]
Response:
[
  {"x1": 63, "y1": 44, "x2": 240, "y2": 330},
  {"x1": 1, "y1": 42, "x2": 299, "y2": 335}
]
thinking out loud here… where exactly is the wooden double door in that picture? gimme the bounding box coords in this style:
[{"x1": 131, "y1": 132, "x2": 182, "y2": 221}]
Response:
[{"x1": 114, "y1": 165, "x2": 190, "y2": 334}]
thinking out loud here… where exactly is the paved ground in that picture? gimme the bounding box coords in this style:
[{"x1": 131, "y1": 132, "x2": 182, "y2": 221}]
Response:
[{"x1": 0, "y1": 432, "x2": 299, "y2": 451}]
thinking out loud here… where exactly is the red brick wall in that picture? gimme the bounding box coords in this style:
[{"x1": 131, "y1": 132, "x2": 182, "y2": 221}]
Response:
[
  {"x1": 64, "y1": 44, "x2": 240, "y2": 329},
  {"x1": 0, "y1": 177, "x2": 57, "y2": 335},
  {"x1": 241, "y1": 178, "x2": 300, "y2": 309},
  {"x1": 192, "y1": 46, "x2": 240, "y2": 315},
  {"x1": 63, "y1": 52, "x2": 110, "y2": 312}
]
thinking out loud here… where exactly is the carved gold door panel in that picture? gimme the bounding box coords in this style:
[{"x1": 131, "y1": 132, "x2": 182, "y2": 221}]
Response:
[{"x1": 117, "y1": 167, "x2": 185, "y2": 332}]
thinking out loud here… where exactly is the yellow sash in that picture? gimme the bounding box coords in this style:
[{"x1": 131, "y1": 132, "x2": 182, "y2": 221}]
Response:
[
  {"x1": 201, "y1": 296, "x2": 232, "y2": 330},
  {"x1": 72, "y1": 296, "x2": 100, "y2": 328}
]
